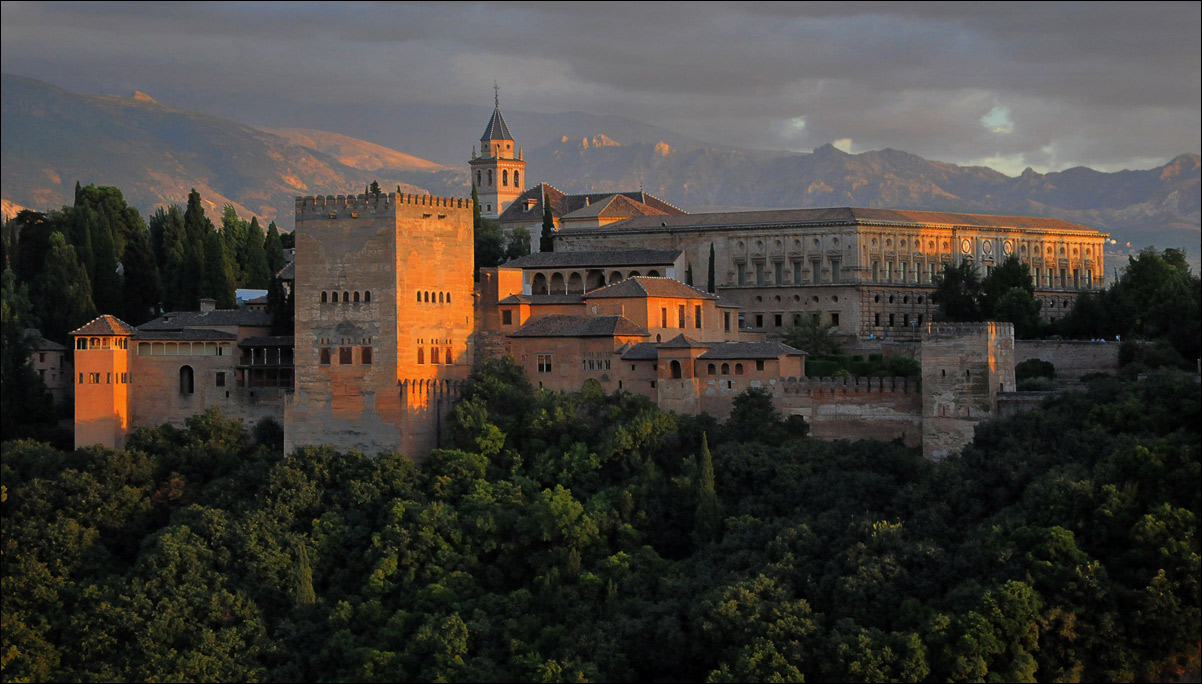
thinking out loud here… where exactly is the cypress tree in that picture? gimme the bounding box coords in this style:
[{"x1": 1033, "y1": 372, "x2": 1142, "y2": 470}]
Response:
[
  {"x1": 36, "y1": 232, "x2": 96, "y2": 342},
  {"x1": 471, "y1": 184, "x2": 482, "y2": 230},
  {"x1": 264, "y1": 221, "x2": 286, "y2": 276},
  {"x1": 540, "y1": 201, "x2": 555, "y2": 253},
  {"x1": 158, "y1": 206, "x2": 192, "y2": 312},
  {"x1": 707, "y1": 243, "x2": 716, "y2": 293},
  {"x1": 694, "y1": 433, "x2": 721, "y2": 544},
  {"x1": 221, "y1": 205, "x2": 246, "y2": 284},
  {"x1": 241, "y1": 216, "x2": 272, "y2": 289},
  {"x1": 121, "y1": 226, "x2": 161, "y2": 325},
  {"x1": 90, "y1": 211, "x2": 124, "y2": 318},
  {"x1": 201, "y1": 230, "x2": 236, "y2": 309}
]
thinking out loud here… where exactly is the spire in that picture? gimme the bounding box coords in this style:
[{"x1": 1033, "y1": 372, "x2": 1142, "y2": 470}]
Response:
[{"x1": 494, "y1": 80, "x2": 500, "y2": 109}]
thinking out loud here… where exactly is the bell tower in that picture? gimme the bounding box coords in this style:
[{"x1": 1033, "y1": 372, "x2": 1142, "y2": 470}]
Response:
[{"x1": 469, "y1": 84, "x2": 526, "y2": 219}]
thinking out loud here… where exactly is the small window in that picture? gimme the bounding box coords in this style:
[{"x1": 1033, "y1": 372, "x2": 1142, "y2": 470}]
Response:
[
  {"x1": 445, "y1": 347, "x2": 452, "y2": 365},
  {"x1": 830, "y1": 312, "x2": 840, "y2": 326},
  {"x1": 678, "y1": 305, "x2": 686, "y2": 328},
  {"x1": 735, "y1": 363, "x2": 744, "y2": 375},
  {"x1": 661, "y1": 308, "x2": 668, "y2": 328},
  {"x1": 361, "y1": 347, "x2": 372, "y2": 365},
  {"x1": 537, "y1": 354, "x2": 553, "y2": 373},
  {"x1": 179, "y1": 366, "x2": 194, "y2": 394},
  {"x1": 331, "y1": 291, "x2": 339, "y2": 303},
  {"x1": 432, "y1": 347, "x2": 440, "y2": 364},
  {"x1": 755, "y1": 314, "x2": 764, "y2": 328},
  {"x1": 354, "y1": 291, "x2": 360, "y2": 303},
  {"x1": 670, "y1": 360, "x2": 682, "y2": 379},
  {"x1": 364, "y1": 291, "x2": 371, "y2": 303},
  {"x1": 89, "y1": 372, "x2": 100, "y2": 384},
  {"x1": 322, "y1": 291, "x2": 328, "y2": 303},
  {"x1": 502, "y1": 310, "x2": 513, "y2": 325},
  {"x1": 774, "y1": 314, "x2": 782, "y2": 327},
  {"x1": 708, "y1": 364, "x2": 716, "y2": 375},
  {"x1": 106, "y1": 372, "x2": 112, "y2": 384},
  {"x1": 417, "y1": 291, "x2": 422, "y2": 302},
  {"x1": 343, "y1": 291, "x2": 349, "y2": 303},
  {"x1": 756, "y1": 360, "x2": 765, "y2": 371},
  {"x1": 417, "y1": 348, "x2": 424, "y2": 364},
  {"x1": 695, "y1": 305, "x2": 702, "y2": 329},
  {"x1": 721, "y1": 363, "x2": 730, "y2": 375},
  {"x1": 320, "y1": 348, "x2": 331, "y2": 365},
  {"x1": 339, "y1": 347, "x2": 352, "y2": 364}
]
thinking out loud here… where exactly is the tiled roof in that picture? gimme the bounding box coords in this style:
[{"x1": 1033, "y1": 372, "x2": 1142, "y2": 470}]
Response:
[
  {"x1": 23, "y1": 328, "x2": 66, "y2": 351},
  {"x1": 72, "y1": 314, "x2": 138, "y2": 337},
  {"x1": 698, "y1": 341, "x2": 806, "y2": 360},
  {"x1": 139, "y1": 309, "x2": 272, "y2": 330},
  {"x1": 239, "y1": 335, "x2": 295, "y2": 347},
  {"x1": 620, "y1": 342, "x2": 660, "y2": 360},
  {"x1": 480, "y1": 107, "x2": 514, "y2": 142},
  {"x1": 584, "y1": 276, "x2": 716, "y2": 300},
  {"x1": 502, "y1": 249, "x2": 682, "y2": 269},
  {"x1": 276, "y1": 261, "x2": 294, "y2": 280},
  {"x1": 658, "y1": 334, "x2": 707, "y2": 349},
  {"x1": 497, "y1": 183, "x2": 686, "y2": 225},
  {"x1": 583, "y1": 207, "x2": 1101, "y2": 234},
  {"x1": 715, "y1": 296, "x2": 741, "y2": 308},
  {"x1": 135, "y1": 329, "x2": 238, "y2": 341},
  {"x1": 561, "y1": 193, "x2": 673, "y2": 221},
  {"x1": 498, "y1": 294, "x2": 585, "y2": 305},
  {"x1": 509, "y1": 314, "x2": 650, "y2": 338}
]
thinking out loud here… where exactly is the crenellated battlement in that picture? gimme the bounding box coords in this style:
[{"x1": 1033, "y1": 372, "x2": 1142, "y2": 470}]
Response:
[
  {"x1": 779, "y1": 375, "x2": 920, "y2": 395},
  {"x1": 923, "y1": 321, "x2": 1014, "y2": 338},
  {"x1": 295, "y1": 192, "x2": 474, "y2": 217}
]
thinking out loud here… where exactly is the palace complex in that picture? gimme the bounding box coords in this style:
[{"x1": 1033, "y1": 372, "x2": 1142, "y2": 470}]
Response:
[{"x1": 71, "y1": 100, "x2": 1116, "y2": 461}]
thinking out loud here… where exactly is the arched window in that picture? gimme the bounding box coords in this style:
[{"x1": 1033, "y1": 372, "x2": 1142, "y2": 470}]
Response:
[
  {"x1": 487, "y1": 169, "x2": 493, "y2": 186},
  {"x1": 735, "y1": 363, "x2": 744, "y2": 375},
  {"x1": 331, "y1": 291, "x2": 339, "y2": 303},
  {"x1": 179, "y1": 365, "x2": 194, "y2": 395},
  {"x1": 446, "y1": 293, "x2": 451, "y2": 303},
  {"x1": 417, "y1": 291, "x2": 422, "y2": 302},
  {"x1": 364, "y1": 291, "x2": 371, "y2": 303},
  {"x1": 354, "y1": 291, "x2": 360, "y2": 303},
  {"x1": 476, "y1": 170, "x2": 481, "y2": 186},
  {"x1": 425, "y1": 292, "x2": 430, "y2": 303},
  {"x1": 343, "y1": 291, "x2": 349, "y2": 303},
  {"x1": 445, "y1": 347, "x2": 452, "y2": 365},
  {"x1": 670, "y1": 360, "x2": 682, "y2": 379},
  {"x1": 431, "y1": 347, "x2": 440, "y2": 364},
  {"x1": 417, "y1": 348, "x2": 424, "y2": 364},
  {"x1": 514, "y1": 171, "x2": 520, "y2": 187},
  {"x1": 721, "y1": 363, "x2": 730, "y2": 375},
  {"x1": 708, "y1": 363, "x2": 717, "y2": 375},
  {"x1": 321, "y1": 291, "x2": 328, "y2": 303},
  {"x1": 77, "y1": 338, "x2": 87, "y2": 350},
  {"x1": 439, "y1": 292, "x2": 444, "y2": 303},
  {"x1": 502, "y1": 170, "x2": 508, "y2": 186}
]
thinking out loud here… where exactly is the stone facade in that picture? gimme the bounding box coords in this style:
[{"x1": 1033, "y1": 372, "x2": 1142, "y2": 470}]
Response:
[
  {"x1": 921, "y1": 322, "x2": 1016, "y2": 459},
  {"x1": 554, "y1": 208, "x2": 1107, "y2": 340}
]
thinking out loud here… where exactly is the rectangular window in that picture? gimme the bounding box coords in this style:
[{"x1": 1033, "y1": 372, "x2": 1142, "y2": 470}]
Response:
[
  {"x1": 537, "y1": 354, "x2": 553, "y2": 373},
  {"x1": 361, "y1": 347, "x2": 373, "y2": 364},
  {"x1": 791, "y1": 260, "x2": 802, "y2": 283},
  {"x1": 694, "y1": 305, "x2": 702, "y2": 328},
  {"x1": 831, "y1": 261, "x2": 841, "y2": 283},
  {"x1": 502, "y1": 310, "x2": 513, "y2": 325},
  {"x1": 216, "y1": 372, "x2": 225, "y2": 387},
  {"x1": 756, "y1": 360, "x2": 765, "y2": 371},
  {"x1": 793, "y1": 313, "x2": 802, "y2": 326},
  {"x1": 340, "y1": 347, "x2": 352, "y2": 364},
  {"x1": 89, "y1": 372, "x2": 99, "y2": 384},
  {"x1": 811, "y1": 313, "x2": 820, "y2": 325},
  {"x1": 724, "y1": 311, "x2": 731, "y2": 332},
  {"x1": 738, "y1": 313, "x2": 746, "y2": 329},
  {"x1": 106, "y1": 372, "x2": 111, "y2": 384},
  {"x1": 755, "y1": 262, "x2": 765, "y2": 285},
  {"x1": 774, "y1": 262, "x2": 783, "y2": 284},
  {"x1": 899, "y1": 262, "x2": 906, "y2": 281},
  {"x1": 661, "y1": 308, "x2": 668, "y2": 328},
  {"x1": 774, "y1": 314, "x2": 782, "y2": 327},
  {"x1": 678, "y1": 305, "x2": 686, "y2": 328},
  {"x1": 812, "y1": 259, "x2": 822, "y2": 283},
  {"x1": 79, "y1": 373, "x2": 83, "y2": 384},
  {"x1": 755, "y1": 314, "x2": 764, "y2": 328},
  {"x1": 875, "y1": 313, "x2": 881, "y2": 327},
  {"x1": 321, "y1": 348, "x2": 331, "y2": 365},
  {"x1": 889, "y1": 313, "x2": 896, "y2": 327},
  {"x1": 830, "y1": 312, "x2": 840, "y2": 326},
  {"x1": 886, "y1": 262, "x2": 894, "y2": 281},
  {"x1": 737, "y1": 263, "x2": 746, "y2": 286},
  {"x1": 121, "y1": 373, "x2": 128, "y2": 383},
  {"x1": 39, "y1": 353, "x2": 45, "y2": 363}
]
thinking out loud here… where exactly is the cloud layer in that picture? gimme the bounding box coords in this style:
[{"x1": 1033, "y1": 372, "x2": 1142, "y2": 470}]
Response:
[{"x1": 2, "y1": 1, "x2": 1198, "y2": 174}]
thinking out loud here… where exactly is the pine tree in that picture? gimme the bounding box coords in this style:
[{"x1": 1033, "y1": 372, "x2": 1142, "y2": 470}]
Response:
[
  {"x1": 36, "y1": 232, "x2": 96, "y2": 342},
  {"x1": 369, "y1": 180, "x2": 382, "y2": 197},
  {"x1": 694, "y1": 433, "x2": 721, "y2": 544},
  {"x1": 707, "y1": 242, "x2": 716, "y2": 293},
  {"x1": 540, "y1": 201, "x2": 555, "y2": 253}
]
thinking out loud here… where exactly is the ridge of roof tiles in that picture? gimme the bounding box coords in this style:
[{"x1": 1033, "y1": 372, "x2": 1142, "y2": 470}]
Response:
[
  {"x1": 71, "y1": 314, "x2": 138, "y2": 337},
  {"x1": 138, "y1": 309, "x2": 273, "y2": 330},
  {"x1": 480, "y1": 106, "x2": 514, "y2": 141},
  {"x1": 657, "y1": 333, "x2": 707, "y2": 349},
  {"x1": 584, "y1": 276, "x2": 717, "y2": 300},
  {"x1": 698, "y1": 341, "x2": 806, "y2": 359},
  {"x1": 502, "y1": 249, "x2": 682, "y2": 269}
]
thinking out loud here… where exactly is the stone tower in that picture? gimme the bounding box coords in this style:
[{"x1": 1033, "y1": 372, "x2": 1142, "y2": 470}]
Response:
[
  {"x1": 286, "y1": 192, "x2": 475, "y2": 461},
  {"x1": 469, "y1": 87, "x2": 526, "y2": 219},
  {"x1": 920, "y1": 321, "x2": 1016, "y2": 460},
  {"x1": 71, "y1": 315, "x2": 136, "y2": 449}
]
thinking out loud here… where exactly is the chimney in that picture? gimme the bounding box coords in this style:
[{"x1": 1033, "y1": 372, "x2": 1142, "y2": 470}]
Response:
[{"x1": 199, "y1": 298, "x2": 217, "y2": 313}]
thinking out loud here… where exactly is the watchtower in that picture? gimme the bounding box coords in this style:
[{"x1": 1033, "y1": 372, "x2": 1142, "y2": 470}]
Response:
[
  {"x1": 286, "y1": 192, "x2": 475, "y2": 460},
  {"x1": 920, "y1": 321, "x2": 1015, "y2": 459},
  {"x1": 469, "y1": 86, "x2": 526, "y2": 218},
  {"x1": 71, "y1": 315, "x2": 136, "y2": 449}
]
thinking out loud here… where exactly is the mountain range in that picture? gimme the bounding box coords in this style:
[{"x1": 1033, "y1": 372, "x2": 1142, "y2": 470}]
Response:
[{"x1": 2, "y1": 73, "x2": 1198, "y2": 260}]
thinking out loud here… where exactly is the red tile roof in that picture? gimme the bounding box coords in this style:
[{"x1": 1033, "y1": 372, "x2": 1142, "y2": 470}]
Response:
[{"x1": 71, "y1": 315, "x2": 137, "y2": 337}]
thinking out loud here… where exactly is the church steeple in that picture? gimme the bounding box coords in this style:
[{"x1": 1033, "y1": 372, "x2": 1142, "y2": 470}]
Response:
[{"x1": 470, "y1": 84, "x2": 526, "y2": 219}]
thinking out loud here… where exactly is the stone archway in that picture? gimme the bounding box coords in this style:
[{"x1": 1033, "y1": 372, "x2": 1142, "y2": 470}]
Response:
[
  {"x1": 567, "y1": 272, "x2": 584, "y2": 294},
  {"x1": 550, "y1": 272, "x2": 566, "y2": 294},
  {"x1": 531, "y1": 272, "x2": 549, "y2": 295},
  {"x1": 586, "y1": 269, "x2": 606, "y2": 292}
]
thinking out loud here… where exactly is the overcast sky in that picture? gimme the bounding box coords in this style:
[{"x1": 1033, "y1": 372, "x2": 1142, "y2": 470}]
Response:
[{"x1": 2, "y1": 1, "x2": 1198, "y2": 175}]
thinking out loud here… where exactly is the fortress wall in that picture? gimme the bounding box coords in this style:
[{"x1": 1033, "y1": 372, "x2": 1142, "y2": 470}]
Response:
[
  {"x1": 131, "y1": 354, "x2": 283, "y2": 430},
  {"x1": 1015, "y1": 339, "x2": 1120, "y2": 380},
  {"x1": 777, "y1": 376, "x2": 923, "y2": 446},
  {"x1": 921, "y1": 322, "x2": 1015, "y2": 459}
]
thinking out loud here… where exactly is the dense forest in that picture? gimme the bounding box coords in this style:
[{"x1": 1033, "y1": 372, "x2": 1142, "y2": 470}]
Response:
[{"x1": 3, "y1": 359, "x2": 1198, "y2": 682}]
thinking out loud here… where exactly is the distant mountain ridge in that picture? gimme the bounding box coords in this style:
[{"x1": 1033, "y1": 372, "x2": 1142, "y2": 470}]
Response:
[{"x1": 2, "y1": 73, "x2": 1197, "y2": 257}]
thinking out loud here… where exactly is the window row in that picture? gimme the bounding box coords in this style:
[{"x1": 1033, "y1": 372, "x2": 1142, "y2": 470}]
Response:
[
  {"x1": 475, "y1": 169, "x2": 520, "y2": 188},
  {"x1": 321, "y1": 290, "x2": 372, "y2": 304},
  {"x1": 417, "y1": 290, "x2": 452, "y2": 304},
  {"x1": 582, "y1": 359, "x2": 612, "y2": 371},
  {"x1": 416, "y1": 347, "x2": 453, "y2": 365},
  {"x1": 76, "y1": 337, "x2": 129, "y2": 350},
  {"x1": 79, "y1": 371, "x2": 130, "y2": 384},
  {"x1": 137, "y1": 341, "x2": 229, "y2": 356},
  {"x1": 743, "y1": 312, "x2": 840, "y2": 328},
  {"x1": 873, "y1": 313, "x2": 924, "y2": 328},
  {"x1": 659, "y1": 305, "x2": 703, "y2": 329},
  {"x1": 320, "y1": 347, "x2": 374, "y2": 365},
  {"x1": 736, "y1": 261, "x2": 842, "y2": 286}
]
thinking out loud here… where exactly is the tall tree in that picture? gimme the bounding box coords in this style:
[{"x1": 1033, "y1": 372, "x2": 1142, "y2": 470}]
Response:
[
  {"x1": 36, "y1": 232, "x2": 95, "y2": 342},
  {"x1": 0, "y1": 268, "x2": 54, "y2": 441},
  {"x1": 201, "y1": 231, "x2": 236, "y2": 309},
  {"x1": 540, "y1": 201, "x2": 555, "y2": 253},
  {"x1": 506, "y1": 226, "x2": 532, "y2": 262},
  {"x1": 156, "y1": 206, "x2": 192, "y2": 312},
  {"x1": 694, "y1": 433, "x2": 721, "y2": 544},
  {"x1": 263, "y1": 221, "x2": 287, "y2": 277},
  {"x1": 981, "y1": 256, "x2": 1035, "y2": 317},
  {"x1": 707, "y1": 243, "x2": 716, "y2": 293},
  {"x1": 121, "y1": 225, "x2": 162, "y2": 325},
  {"x1": 932, "y1": 261, "x2": 984, "y2": 322},
  {"x1": 240, "y1": 216, "x2": 272, "y2": 289},
  {"x1": 89, "y1": 210, "x2": 124, "y2": 318},
  {"x1": 221, "y1": 204, "x2": 247, "y2": 285}
]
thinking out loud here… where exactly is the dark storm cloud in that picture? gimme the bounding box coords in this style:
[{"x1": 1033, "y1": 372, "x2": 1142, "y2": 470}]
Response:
[{"x1": 2, "y1": 1, "x2": 1197, "y2": 174}]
